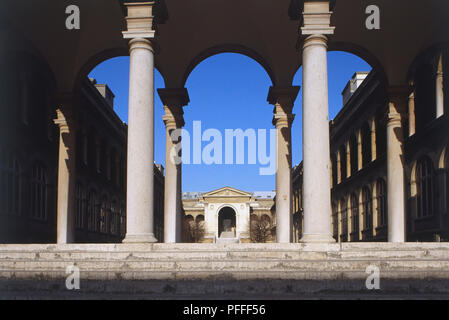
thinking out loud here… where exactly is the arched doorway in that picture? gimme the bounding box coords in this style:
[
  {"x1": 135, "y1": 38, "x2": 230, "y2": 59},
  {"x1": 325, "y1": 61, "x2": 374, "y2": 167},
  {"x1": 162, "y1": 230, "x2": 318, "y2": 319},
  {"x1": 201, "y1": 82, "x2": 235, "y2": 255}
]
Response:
[{"x1": 218, "y1": 207, "x2": 236, "y2": 238}]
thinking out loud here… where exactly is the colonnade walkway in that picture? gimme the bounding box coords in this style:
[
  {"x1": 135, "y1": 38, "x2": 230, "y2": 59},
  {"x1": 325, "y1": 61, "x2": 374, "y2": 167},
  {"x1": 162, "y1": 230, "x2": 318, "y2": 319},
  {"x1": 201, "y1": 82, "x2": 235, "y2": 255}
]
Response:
[{"x1": 1, "y1": 243, "x2": 449, "y2": 299}]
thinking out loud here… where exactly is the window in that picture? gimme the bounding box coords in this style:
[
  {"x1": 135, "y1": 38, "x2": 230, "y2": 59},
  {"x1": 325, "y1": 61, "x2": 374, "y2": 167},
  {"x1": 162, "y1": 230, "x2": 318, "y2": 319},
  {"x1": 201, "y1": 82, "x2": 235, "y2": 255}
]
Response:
[
  {"x1": 120, "y1": 202, "x2": 126, "y2": 237},
  {"x1": 30, "y1": 162, "x2": 47, "y2": 221},
  {"x1": 87, "y1": 189, "x2": 98, "y2": 232},
  {"x1": 75, "y1": 183, "x2": 85, "y2": 229},
  {"x1": 100, "y1": 195, "x2": 108, "y2": 234},
  {"x1": 416, "y1": 156, "x2": 435, "y2": 218},
  {"x1": 414, "y1": 63, "x2": 436, "y2": 132},
  {"x1": 350, "y1": 193, "x2": 359, "y2": 241},
  {"x1": 362, "y1": 186, "x2": 373, "y2": 231},
  {"x1": 340, "y1": 199, "x2": 348, "y2": 242},
  {"x1": 361, "y1": 123, "x2": 372, "y2": 167},
  {"x1": 1, "y1": 151, "x2": 21, "y2": 215},
  {"x1": 110, "y1": 199, "x2": 120, "y2": 236},
  {"x1": 376, "y1": 179, "x2": 387, "y2": 227}
]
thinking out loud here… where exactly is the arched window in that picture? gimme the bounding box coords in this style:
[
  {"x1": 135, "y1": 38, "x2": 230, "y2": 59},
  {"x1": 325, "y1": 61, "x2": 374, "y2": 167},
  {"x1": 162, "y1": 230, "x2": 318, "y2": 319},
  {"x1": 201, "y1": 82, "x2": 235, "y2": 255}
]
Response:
[
  {"x1": 416, "y1": 156, "x2": 435, "y2": 218},
  {"x1": 361, "y1": 123, "x2": 372, "y2": 167},
  {"x1": 30, "y1": 162, "x2": 47, "y2": 221},
  {"x1": 414, "y1": 62, "x2": 436, "y2": 132},
  {"x1": 340, "y1": 199, "x2": 348, "y2": 242},
  {"x1": 332, "y1": 202, "x2": 338, "y2": 240},
  {"x1": 87, "y1": 189, "x2": 98, "y2": 232},
  {"x1": 2, "y1": 151, "x2": 21, "y2": 216},
  {"x1": 376, "y1": 179, "x2": 387, "y2": 227},
  {"x1": 362, "y1": 186, "x2": 373, "y2": 235},
  {"x1": 350, "y1": 193, "x2": 359, "y2": 241}
]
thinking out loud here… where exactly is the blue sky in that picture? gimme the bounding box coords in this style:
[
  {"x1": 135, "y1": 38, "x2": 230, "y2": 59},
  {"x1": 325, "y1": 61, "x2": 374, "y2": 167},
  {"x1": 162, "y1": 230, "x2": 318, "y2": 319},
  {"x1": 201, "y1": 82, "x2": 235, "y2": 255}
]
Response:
[{"x1": 89, "y1": 52, "x2": 370, "y2": 192}]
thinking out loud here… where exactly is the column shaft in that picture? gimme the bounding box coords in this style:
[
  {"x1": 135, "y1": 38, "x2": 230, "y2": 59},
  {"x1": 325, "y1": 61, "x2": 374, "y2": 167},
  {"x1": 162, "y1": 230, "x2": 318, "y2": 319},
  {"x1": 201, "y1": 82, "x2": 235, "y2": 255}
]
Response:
[
  {"x1": 123, "y1": 38, "x2": 157, "y2": 243},
  {"x1": 268, "y1": 87, "x2": 299, "y2": 243},
  {"x1": 158, "y1": 88, "x2": 189, "y2": 243},
  {"x1": 408, "y1": 91, "x2": 416, "y2": 137},
  {"x1": 54, "y1": 103, "x2": 77, "y2": 244},
  {"x1": 275, "y1": 115, "x2": 293, "y2": 243},
  {"x1": 163, "y1": 126, "x2": 179, "y2": 243},
  {"x1": 300, "y1": 34, "x2": 334, "y2": 243},
  {"x1": 387, "y1": 87, "x2": 408, "y2": 242},
  {"x1": 436, "y1": 54, "x2": 445, "y2": 118}
]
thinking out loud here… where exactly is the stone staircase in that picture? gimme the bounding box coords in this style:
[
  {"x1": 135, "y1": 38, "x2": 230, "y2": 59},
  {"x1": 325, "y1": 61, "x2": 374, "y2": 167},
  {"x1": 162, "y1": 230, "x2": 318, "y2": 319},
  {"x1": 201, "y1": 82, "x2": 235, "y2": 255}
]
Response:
[
  {"x1": 0, "y1": 243, "x2": 449, "y2": 299},
  {"x1": 215, "y1": 232, "x2": 239, "y2": 244}
]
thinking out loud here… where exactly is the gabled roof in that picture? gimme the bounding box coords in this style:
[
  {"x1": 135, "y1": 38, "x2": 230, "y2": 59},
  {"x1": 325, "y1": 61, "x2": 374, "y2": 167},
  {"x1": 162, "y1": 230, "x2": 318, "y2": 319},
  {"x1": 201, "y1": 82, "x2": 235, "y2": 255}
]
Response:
[{"x1": 202, "y1": 186, "x2": 252, "y2": 198}]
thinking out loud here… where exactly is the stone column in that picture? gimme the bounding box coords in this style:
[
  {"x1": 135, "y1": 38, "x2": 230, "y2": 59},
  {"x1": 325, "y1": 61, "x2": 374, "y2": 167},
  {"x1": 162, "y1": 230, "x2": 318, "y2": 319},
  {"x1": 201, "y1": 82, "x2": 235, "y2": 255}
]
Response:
[
  {"x1": 268, "y1": 86, "x2": 299, "y2": 243},
  {"x1": 436, "y1": 53, "x2": 445, "y2": 118},
  {"x1": 357, "y1": 129, "x2": 363, "y2": 170},
  {"x1": 300, "y1": 1, "x2": 335, "y2": 243},
  {"x1": 345, "y1": 140, "x2": 351, "y2": 178},
  {"x1": 386, "y1": 86, "x2": 409, "y2": 242},
  {"x1": 370, "y1": 117, "x2": 377, "y2": 161},
  {"x1": 158, "y1": 88, "x2": 189, "y2": 243},
  {"x1": 53, "y1": 96, "x2": 77, "y2": 244},
  {"x1": 408, "y1": 88, "x2": 416, "y2": 137},
  {"x1": 122, "y1": 2, "x2": 161, "y2": 243},
  {"x1": 336, "y1": 149, "x2": 342, "y2": 183}
]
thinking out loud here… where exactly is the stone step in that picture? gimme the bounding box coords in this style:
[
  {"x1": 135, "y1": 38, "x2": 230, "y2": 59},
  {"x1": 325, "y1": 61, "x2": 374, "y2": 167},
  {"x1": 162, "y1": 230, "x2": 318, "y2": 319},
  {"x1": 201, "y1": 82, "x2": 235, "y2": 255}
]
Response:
[
  {"x1": 1, "y1": 258, "x2": 449, "y2": 273},
  {"x1": 1, "y1": 249, "x2": 449, "y2": 261}
]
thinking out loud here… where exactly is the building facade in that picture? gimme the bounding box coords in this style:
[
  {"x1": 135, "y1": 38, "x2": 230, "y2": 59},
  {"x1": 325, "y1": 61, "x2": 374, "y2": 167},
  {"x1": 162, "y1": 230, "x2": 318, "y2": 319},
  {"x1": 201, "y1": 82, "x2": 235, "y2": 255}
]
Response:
[
  {"x1": 293, "y1": 49, "x2": 449, "y2": 242},
  {"x1": 182, "y1": 187, "x2": 275, "y2": 243},
  {"x1": 0, "y1": 50, "x2": 165, "y2": 243}
]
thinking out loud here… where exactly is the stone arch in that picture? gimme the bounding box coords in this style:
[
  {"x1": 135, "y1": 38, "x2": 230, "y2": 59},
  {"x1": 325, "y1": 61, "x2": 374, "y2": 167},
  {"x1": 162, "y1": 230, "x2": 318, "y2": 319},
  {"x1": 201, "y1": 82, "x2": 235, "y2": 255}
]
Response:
[
  {"x1": 291, "y1": 42, "x2": 387, "y2": 86},
  {"x1": 74, "y1": 47, "x2": 167, "y2": 94},
  {"x1": 182, "y1": 44, "x2": 276, "y2": 87},
  {"x1": 407, "y1": 42, "x2": 449, "y2": 132}
]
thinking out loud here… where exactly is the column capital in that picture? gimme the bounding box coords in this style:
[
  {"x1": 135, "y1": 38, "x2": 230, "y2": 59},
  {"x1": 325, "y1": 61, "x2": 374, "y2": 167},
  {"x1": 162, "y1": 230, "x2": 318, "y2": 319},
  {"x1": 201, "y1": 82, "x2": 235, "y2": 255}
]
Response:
[
  {"x1": 158, "y1": 88, "x2": 190, "y2": 131},
  {"x1": 387, "y1": 85, "x2": 411, "y2": 123},
  {"x1": 268, "y1": 86, "x2": 299, "y2": 128},
  {"x1": 53, "y1": 94, "x2": 77, "y2": 132}
]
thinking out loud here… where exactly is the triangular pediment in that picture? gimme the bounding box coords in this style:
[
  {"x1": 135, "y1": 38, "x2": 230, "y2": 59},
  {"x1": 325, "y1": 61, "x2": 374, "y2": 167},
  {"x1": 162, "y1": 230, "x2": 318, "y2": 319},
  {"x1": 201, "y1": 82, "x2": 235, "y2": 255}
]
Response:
[{"x1": 202, "y1": 186, "x2": 252, "y2": 198}]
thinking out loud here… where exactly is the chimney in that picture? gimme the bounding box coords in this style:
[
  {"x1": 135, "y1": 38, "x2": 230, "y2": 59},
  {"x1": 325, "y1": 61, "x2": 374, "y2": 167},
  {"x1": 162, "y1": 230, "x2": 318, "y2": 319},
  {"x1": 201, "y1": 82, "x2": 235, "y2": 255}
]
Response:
[
  {"x1": 90, "y1": 79, "x2": 115, "y2": 109},
  {"x1": 342, "y1": 72, "x2": 369, "y2": 106}
]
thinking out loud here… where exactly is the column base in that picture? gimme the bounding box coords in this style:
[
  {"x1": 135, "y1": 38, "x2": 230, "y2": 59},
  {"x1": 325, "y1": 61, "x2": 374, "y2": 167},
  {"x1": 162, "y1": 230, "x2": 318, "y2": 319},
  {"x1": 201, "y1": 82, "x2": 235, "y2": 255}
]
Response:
[
  {"x1": 122, "y1": 233, "x2": 158, "y2": 243},
  {"x1": 300, "y1": 233, "x2": 336, "y2": 243}
]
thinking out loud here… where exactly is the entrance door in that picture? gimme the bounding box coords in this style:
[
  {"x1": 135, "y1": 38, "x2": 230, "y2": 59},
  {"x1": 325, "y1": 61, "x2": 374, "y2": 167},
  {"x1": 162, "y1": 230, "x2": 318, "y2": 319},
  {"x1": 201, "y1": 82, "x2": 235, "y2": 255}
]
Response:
[{"x1": 218, "y1": 207, "x2": 236, "y2": 237}]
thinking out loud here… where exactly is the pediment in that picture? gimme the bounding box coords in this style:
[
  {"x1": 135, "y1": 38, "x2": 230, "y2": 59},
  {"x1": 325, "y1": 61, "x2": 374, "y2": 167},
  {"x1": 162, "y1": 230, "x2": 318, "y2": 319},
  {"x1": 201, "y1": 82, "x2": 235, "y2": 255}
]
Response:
[{"x1": 202, "y1": 186, "x2": 252, "y2": 198}]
